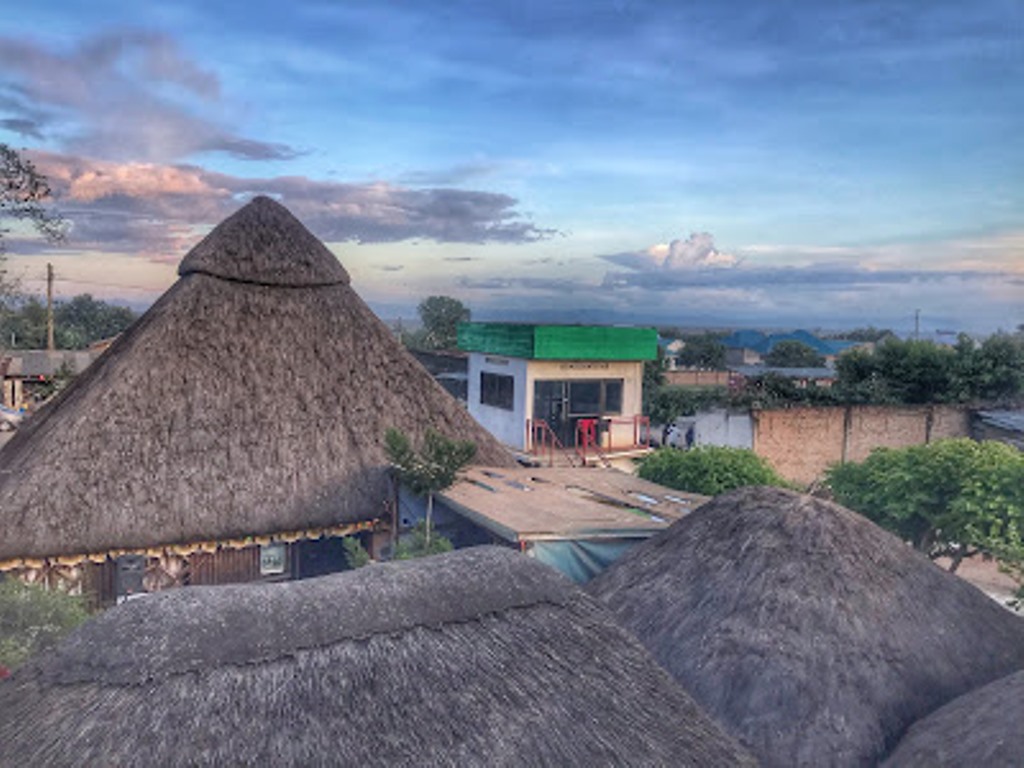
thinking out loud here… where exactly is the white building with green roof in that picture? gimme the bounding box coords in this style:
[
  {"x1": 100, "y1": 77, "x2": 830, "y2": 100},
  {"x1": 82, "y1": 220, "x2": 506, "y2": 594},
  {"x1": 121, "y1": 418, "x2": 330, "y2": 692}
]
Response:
[{"x1": 458, "y1": 322, "x2": 658, "y2": 458}]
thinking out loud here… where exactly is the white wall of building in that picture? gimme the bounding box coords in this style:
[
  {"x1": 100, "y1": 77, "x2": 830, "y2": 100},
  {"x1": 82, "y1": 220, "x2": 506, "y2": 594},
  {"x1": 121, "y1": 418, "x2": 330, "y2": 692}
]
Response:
[
  {"x1": 467, "y1": 353, "x2": 530, "y2": 449},
  {"x1": 673, "y1": 409, "x2": 754, "y2": 450},
  {"x1": 468, "y1": 355, "x2": 646, "y2": 451}
]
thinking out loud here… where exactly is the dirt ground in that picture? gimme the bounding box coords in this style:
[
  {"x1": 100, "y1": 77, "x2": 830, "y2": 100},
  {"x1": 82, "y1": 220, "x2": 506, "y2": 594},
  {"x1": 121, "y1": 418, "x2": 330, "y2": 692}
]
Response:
[{"x1": 934, "y1": 555, "x2": 1022, "y2": 613}]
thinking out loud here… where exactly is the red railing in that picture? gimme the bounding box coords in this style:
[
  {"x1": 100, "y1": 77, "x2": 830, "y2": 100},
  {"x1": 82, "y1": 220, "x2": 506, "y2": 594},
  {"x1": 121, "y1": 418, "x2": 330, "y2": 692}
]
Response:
[
  {"x1": 528, "y1": 415, "x2": 651, "y2": 466},
  {"x1": 527, "y1": 419, "x2": 577, "y2": 467}
]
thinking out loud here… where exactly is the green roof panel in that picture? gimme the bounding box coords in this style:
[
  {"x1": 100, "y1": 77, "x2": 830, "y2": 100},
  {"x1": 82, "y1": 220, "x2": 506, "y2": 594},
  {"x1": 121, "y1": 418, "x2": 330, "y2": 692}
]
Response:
[{"x1": 458, "y1": 323, "x2": 656, "y2": 361}]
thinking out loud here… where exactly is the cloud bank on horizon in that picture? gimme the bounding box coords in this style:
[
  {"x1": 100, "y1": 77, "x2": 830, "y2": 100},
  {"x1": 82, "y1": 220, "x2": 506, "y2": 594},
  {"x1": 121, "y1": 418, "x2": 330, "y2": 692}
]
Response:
[{"x1": 0, "y1": 0, "x2": 1021, "y2": 333}]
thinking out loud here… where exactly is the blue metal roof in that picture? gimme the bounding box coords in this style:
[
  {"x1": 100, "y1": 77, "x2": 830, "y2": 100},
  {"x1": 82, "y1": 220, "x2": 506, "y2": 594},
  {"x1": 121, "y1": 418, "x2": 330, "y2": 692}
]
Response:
[
  {"x1": 977, "y1": 410, "x2": 1024, "y2": 434},
  {"x1": 721, "y1": 329, "x2": 854, "y2": 356}
]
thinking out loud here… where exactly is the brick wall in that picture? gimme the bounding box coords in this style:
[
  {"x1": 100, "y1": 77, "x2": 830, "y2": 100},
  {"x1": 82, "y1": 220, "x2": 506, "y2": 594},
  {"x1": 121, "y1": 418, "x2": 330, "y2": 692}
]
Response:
[{"x1": 752, "y1": 404, "x2": 971, "y2": 486}]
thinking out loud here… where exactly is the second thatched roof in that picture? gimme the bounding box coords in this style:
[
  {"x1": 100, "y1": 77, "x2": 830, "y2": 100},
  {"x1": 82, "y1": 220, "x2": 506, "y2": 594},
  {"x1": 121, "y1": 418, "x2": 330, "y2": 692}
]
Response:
[
  {"x1": 881, "y1": 669, "x2": 1024, "y2": 767},
  {"x1": 0, "y1": 547, "x2": 754, "y2": 766},
  {"x1": 588, "y1": 486, "x2": 1024, "y2": 767},
  {"x1": 0, "y1": 197, "x2": 514, "y2": 561}
]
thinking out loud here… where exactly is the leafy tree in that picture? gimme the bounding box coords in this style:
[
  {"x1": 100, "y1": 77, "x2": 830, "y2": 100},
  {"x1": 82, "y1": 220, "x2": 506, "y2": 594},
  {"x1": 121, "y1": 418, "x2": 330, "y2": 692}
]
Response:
[
  {"x1": 393, "y1": 521, "x2": 454, "y2": 560},
  {"x1": 342, "y1": 536, "x2": 372, "y2": 569},
  {"x1": 764, "y1": 340, "x2": 826, "y2": 368},
  {"x1": 952, "y1": 332, "x2": 1024, "y2": 403},
  {"x1": 0, "y1": 296, "x2": 48, "y2": 348},
  {"x1": 0, "y1": 293, "x2": 137, "y2": 350},
  {"x1": 415, "y1": 295, "x2": 470, "y2": 350},
  {"x1": 638, "y1": 445, "x2": 790, "y2": 496},
  {"x1": 676, "y1": 332, "x2": 726, "y2": 369},
  {"x1": 834, "y1": 338, "x2": 959, "y2": 404},
  {"x1": 642, "y1": 345, "x2": 666, "y2": 415},
  {"x1": 1, "y1": 144, "x2": 67, "y2": 254},
  {"x1": 55, "y1": 294, "x2": 137, "y2": 348},
  {"x1": 0, "y1": 578, "x2": 90, "y2": 671},
  {"x1": 649, "y1": 386, "x2": 724, "y2": 426},
  {"x1": 384, "y1": 427, "x2": 476, "y2": 548},
  {"x1": 827, "y1": 439, "x2": 1024, "y2": 575},
  {"x1": 728, "y1": 372, "x2": 837, "y2": 409}
]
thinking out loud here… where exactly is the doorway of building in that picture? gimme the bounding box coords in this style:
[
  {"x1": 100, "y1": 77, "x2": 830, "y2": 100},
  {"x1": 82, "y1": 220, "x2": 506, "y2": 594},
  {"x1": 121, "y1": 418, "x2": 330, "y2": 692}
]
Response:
[{"x1": 533, "y1": 379, "x2": 623, "y2": 447}]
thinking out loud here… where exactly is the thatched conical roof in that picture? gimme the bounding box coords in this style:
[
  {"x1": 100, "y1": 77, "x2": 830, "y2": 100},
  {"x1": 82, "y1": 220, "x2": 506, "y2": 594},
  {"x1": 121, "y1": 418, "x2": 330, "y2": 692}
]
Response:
[
  {"x1": 882, "y1": 669, "x2": 1024, "y2": 767},
  {"x1": 0, "y1": 547, "x2": 755, "y2": 766},
  {"x1": 588, "y1": 486, "x2": 1024, "y2": 768},
  {"x1": 0, "y1": 197, "x2": 514, "y2": 560}
]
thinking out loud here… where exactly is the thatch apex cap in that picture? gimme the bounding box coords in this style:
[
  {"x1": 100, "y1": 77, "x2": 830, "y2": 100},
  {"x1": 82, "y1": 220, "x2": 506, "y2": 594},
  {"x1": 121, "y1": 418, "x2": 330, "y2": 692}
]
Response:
[{"x1": 178, "y1": 196, "x2": 350, "y2": 287}]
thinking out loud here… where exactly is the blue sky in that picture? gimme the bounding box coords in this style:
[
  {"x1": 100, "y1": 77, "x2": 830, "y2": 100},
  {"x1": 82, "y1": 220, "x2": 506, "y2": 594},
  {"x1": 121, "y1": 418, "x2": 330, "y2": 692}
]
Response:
[{"x1": 1, "y1": 0, "x2": 1021, "y2": 333}]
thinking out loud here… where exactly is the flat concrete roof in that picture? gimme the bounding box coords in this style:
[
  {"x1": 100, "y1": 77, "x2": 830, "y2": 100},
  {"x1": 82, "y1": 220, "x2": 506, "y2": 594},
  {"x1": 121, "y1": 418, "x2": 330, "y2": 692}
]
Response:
[{"x1": 440, "y1": 465, "x2": 707, "y2": 543}]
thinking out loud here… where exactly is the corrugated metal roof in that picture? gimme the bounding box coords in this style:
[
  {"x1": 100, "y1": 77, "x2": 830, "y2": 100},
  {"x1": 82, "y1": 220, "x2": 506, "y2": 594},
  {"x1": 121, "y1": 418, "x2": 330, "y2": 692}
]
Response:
[
  {"x1": 721, "y1": 329, "x2": 854, "y2": 356},
  {"x1": 440, "y1": 466, "x2": 707, "y2": 542},
  {"x1": 976, "y1": 410, "x2": 1024, "y2": 434}
]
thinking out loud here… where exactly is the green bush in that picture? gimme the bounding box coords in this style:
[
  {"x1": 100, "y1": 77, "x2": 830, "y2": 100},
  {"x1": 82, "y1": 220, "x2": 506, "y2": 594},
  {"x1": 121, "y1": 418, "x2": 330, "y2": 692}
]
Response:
[
  {"x1": 343, "y1": 536, "x2": 372, "y2": 569},
  {"x1": 395, "y1": 521, "x2": 453, "y2": 560},
  {"x1": 638, "y1": 446, "x2": 790, "y2": 495},
  {"x1": 827, "y1": 438, "x2": 1024, "y2": 573},
  {"x1": 0, "y1": 579, "x2": 90, "y2": 670}
]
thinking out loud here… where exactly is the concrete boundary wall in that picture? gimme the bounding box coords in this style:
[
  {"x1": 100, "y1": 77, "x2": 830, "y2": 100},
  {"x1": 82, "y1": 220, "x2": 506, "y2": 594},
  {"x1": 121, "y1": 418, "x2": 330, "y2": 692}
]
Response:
[{"x1": 752, "y1": 405, "x2": 971, "y2": 486}]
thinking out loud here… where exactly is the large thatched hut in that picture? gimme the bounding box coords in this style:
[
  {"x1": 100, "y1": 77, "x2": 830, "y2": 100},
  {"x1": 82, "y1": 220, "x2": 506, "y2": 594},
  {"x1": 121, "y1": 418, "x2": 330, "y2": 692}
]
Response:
[
  {"x1": 0, "y1": 197, "x2": 513, "y2": 602},
  {"x1": 588, "y1": 486, "x2": 1024, "y2": 767},
  {"x1": 0, "y1": 547, "x2": 754, "y2": 766},
  {"x1": 882, "y1": 669, "x2": 1024, "y2": 767}
]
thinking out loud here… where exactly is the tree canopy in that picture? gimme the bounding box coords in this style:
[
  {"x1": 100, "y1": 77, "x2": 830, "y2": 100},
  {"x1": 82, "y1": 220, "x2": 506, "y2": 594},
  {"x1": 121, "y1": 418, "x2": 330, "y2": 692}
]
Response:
[
  {"x1": 764, "y1": 340, "x2": 826, "y2": 368},
  {"x1": 1, "y1": 144, "x2": 67, "y2": 253},
  {"x1": 414, "y1": 295, "x2": 470, "y2": 350},
  {"x1": 833, "y1": 334, "x2": 1024, "y2": 404},
  {"x1": 384, "y1": 427, "x2": 476, "y2": 549},
  {"x1": 0, "y1": 294, "x2": 137, "y2": 349},
  {"x1": 638, "y1": 445, "x2": 790, "y2": 496},
  {"x1": 827, "y1": 438, "x2": 1024, "y2": 575},
  {"x1": 676, "y1": 332, "x2": 726, "y2": 369},
  {"x1": 0, "y1": 579, "x2": 90, "y2": 672}
]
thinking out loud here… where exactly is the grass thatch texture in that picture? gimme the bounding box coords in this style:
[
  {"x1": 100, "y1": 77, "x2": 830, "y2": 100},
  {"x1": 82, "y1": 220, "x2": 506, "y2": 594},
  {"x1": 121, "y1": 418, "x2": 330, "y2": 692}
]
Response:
[
  {"x1": 0, "y1": 198, "x2": 514, "y2": 560},
  {"x1": 178, "y1": 195, "x2": 350, "y2": 286},
  {"x1": 881, "y1": 670, "x2": 1024, "y2": 766},
  {"x1": 588, "y1": 486, "x2": 1024, "y2": 767},
  {"x1": 0, "y1": 547, "x2": 754, "y2": 766}
]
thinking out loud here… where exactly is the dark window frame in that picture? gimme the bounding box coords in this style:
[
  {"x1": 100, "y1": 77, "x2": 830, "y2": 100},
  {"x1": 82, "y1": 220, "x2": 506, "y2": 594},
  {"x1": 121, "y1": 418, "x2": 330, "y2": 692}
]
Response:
[{"x1": 480, "y1": 371, "x2": 515, "y2": 410}]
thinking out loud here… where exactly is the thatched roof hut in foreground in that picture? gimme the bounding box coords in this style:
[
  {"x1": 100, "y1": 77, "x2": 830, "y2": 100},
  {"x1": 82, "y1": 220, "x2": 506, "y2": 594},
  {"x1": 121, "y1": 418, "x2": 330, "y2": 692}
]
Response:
[
  {"x1": 588, "y1": 486, "x2": 1024, "y2": 767},
  {"x1": 0, "y1": 547, "x2": 754, "y2": 766},
  {"x1": 882, "y1": 670, "x2": 1024, "y2": 767},
  {"x1": 0, "y1": 197, "x2": 513, "y2": 589}
]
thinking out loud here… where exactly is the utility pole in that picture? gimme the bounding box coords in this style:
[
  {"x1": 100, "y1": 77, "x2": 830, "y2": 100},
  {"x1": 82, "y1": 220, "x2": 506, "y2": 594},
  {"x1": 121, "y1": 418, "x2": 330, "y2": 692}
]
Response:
[
  {"x1": 46, "y1": 262, "x2": 55, "y2": 352},
  {"x1": 914, "y1": 309, "x2": 920, "y2": 341}
]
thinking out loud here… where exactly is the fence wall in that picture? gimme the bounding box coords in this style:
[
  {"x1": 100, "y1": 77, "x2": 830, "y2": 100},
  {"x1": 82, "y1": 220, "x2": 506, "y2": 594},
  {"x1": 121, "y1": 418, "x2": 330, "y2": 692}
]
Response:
[{"x1": 751, "y1": 404, "x2": 971, "y2": 485}]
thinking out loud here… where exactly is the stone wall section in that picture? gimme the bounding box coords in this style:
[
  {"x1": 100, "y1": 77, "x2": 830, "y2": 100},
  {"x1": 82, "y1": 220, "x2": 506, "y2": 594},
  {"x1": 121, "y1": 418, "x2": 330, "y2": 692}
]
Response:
[{"x1": 752, "y1": 405, "x2": 971, "y2": 486}]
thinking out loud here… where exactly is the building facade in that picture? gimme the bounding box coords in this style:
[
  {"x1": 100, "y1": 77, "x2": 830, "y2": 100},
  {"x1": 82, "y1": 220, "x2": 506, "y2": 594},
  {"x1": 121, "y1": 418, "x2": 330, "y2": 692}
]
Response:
[{"x1": 459, "y1": 323, "x2": 657, "y2": 456}]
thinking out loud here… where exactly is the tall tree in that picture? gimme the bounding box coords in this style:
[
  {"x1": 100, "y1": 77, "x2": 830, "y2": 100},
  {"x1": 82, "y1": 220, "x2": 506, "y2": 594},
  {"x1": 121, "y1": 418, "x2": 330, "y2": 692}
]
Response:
[
  {"x1": 416, "y1": 295, "x2": 470, "y2": 350},
  {"x1": 1, "y1": 144, "x2": 67, "y2": 255},
  {"x1": 676, "y1": 332, "x2": 726, "y2": 369},
  {"x1": 384, "y1": 428, "x2": 476, "y2": 548},
  {"x1": 827, "y1": 439, "x2": 1024, "y2": 575},
  {"x1": 1, "y1": 144, "x2": 67, "y2": 337},
  {"x1": 834, "y1": 338, "x2": 958, "y2": 404},
  {"x1": 0, "y1": 294, "x2": 137, "y2": 349},
  {"x1": 764, "y1": 340, "x2": 826, "y2": 368}
]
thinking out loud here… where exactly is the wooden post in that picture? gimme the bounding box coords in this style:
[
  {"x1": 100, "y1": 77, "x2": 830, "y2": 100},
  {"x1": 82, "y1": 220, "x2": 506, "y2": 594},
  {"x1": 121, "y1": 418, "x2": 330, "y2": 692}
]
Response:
[{"x1": 46, "y1": 263, "x2": 55, "y2": 352}]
